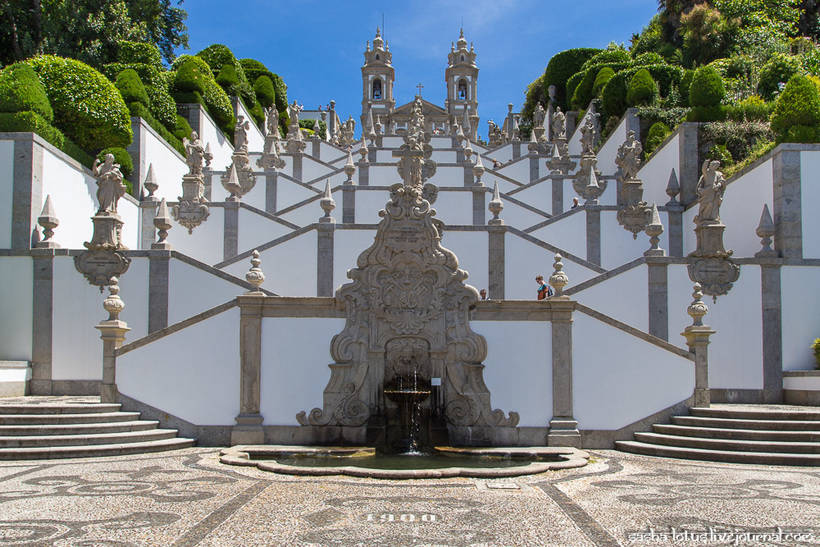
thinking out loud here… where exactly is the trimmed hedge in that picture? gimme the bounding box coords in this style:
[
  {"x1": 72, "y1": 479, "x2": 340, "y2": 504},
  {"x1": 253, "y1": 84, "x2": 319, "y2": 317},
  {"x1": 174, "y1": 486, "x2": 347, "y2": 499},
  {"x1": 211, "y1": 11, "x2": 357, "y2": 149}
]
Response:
[
  {"x1": 727, "y1": 96, "x2": 772, "y2": 122},
  {"x1": 689, "y1": 66, "x2": 725, "y2": 107},
  {"x1": 770, "y1": 74, "x2": 820, "y2": 143},
  {"x1": 645, "y1": 121, "x2": 671, "y2": 157},
  {"x1": 173, "y1": 114, "x2": 192, "y2": 142},
  {"x1": 627, "y1": 69, "x2": 657, "y2": 106},
  {"x1": 253, "y1": 75, "x2": 275, "y2": 107},
  {"x1": 571, "y1": 69, "x2": 598, "y2": 110},
  {"x1": 632, "y1": 52, "x2": 665, "y2": 66},
  {"x1": 171, "y1": 55, "x2": 235, "y2": 134},
  {"x1": 117, "y1": 41, "x2": 162, "y2": 69},
  {"x1": 128, "y1": 101, "x2": 186, "y2": 156},
  {"x1": 299, "y1": 118, "x2": 326, "y2": 139},
  {"x1": 96, "y1": 147, "x2": 133, "y2": 180},
  {"x1": 240, "y1": 58, "x2": 288, "y2": 112},
  {"x1": 542, "y1": 48, "x2": 601, "y2": 110},
  {"x1": 688, "y1": 105, "x2": 727, "y2": 122},
  {"x1": 197, "y1": 44, "x2": 258, "y2": 117},
  {"x1": 26, "y1": 55, "x2": 132, "y2": 153},
  {"x1": 0, "y1": 63, "x2": 54, "y2": 122},
  {"x1": 103, "y1": 62, "x2": 177, "y2": 130},
  {"x1": 115, "y1": 69, "x2": 149, "y2": 107},
  {"x1": 580, "y1": 48, "x2": 631, "y2": 72},
  {"x1": 758, "y1": 53, "x2": 801, "y2": 101},
  {"x1": 593, "y1": 67, "x2": 615, "y2": 97},
  {"x1": 0, "y1": 110, "x2": 64, "y2": 148},
  {"x1": 679, "y1": 69, "x2": 695, "y2": 107},
  {"x1": 602, "y1": 73, "x2": 628, "y2": 120}
]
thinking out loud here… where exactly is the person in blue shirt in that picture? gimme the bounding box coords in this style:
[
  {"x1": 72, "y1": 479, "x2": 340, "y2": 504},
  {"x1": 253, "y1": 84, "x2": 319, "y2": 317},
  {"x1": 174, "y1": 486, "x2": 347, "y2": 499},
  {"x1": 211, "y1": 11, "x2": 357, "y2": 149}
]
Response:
[{"x1": 535, "y1": 275, "x2": 553, "y2": 300}]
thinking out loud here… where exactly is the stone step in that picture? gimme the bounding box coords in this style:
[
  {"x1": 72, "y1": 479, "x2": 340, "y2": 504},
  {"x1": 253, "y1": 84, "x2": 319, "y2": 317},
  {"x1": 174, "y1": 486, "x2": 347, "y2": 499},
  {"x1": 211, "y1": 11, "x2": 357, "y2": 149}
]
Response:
[
  {"x1": 0, "y1": 403, "x2": 122, "y2": 415},
  {"x1": 615, "y1": 440, "x2": 820, "y2": 466},
  {"x1": 0, "y1": 411, "x2": 141, "y2": 425},
  {"x1": 0, "y1": 429, "x2": 179, "y2": 448},
  {"x1": 652, "y1": 424, "x2": 820, "y2": 442},
  {"x1": 671, "y1": 415, "x2": 820, "y2": 431},
  {"x1": 633, "y1": 432, "x2": 820, "y2": 454},
  {"x1": 0, "y1": 420, "x2": 160, "y2": 436},
  {"x1": 0, "y1": 437, "x2": 195, "y2": 460},
  {"x1": 690, "y1": 406, "x2": 820, "y2": 421}
]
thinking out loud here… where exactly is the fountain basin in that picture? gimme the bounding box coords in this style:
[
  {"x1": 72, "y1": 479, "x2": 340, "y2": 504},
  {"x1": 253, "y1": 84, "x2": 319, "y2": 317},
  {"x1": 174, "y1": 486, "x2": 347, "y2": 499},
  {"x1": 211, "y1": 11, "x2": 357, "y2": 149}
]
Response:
[{"x1": 220, "y1": 445, "x2": 589, "y2": 479}]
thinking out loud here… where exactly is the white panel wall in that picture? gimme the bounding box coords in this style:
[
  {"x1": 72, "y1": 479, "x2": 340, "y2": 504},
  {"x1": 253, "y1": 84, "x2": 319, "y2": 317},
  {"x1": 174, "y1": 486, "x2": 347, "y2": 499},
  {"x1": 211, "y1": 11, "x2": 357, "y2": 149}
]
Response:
[
  {"x1": 41, "y1": 148, "x2": 96, "y2": 249},
  {"x1": 600, "y1": 210, "x2": 670, "y2": 269},
  {"x1": 722, "y1": 159, "x2": 773, "y2": 258},
  {"x1": 276, "y1": 179, "x2": 320, "y2": 212},
  {"x1": 501, "y1": 198, "x2": 550, "y2": 228},
  {"x1": 223, "y1": 230, "x2": 318, "y2": 296},
  {"x1": 0, "y1": 257, "x2": 33, "y2": 361},
  {"x1": 639, "y1": 133, "x2": 680, "y2": 207},
  {"x1": 119, "y1": 199, "x2": 139, "y2": 250},
  {"x1": 237, "y1": 208, "x2": 291, "y2": 254},
  {"x1": 781, "y1": 266, "x2": 820, "y2": 370},
  {"x1": 142, "y1": 126, "x2": 187, "y2": 202},
  {"x1": 479, "y1": 172, "x2": 520, "y2": 195},
  {"x1": 682, "y1": 206, "x2": 697, "y2": 255},
  {"x1": 260, "y1": 317, "x2": 345, "y2": 424},
  {"x1": 496, "y1": 157, "x2": 530, "y2": 182},
  {"x1": 0, "y1": 140, "x2": 14, "y2": 248},
  {"x1": 531, "y1": 211, "x2": 587, "y2": 260},
  {"x1": 279, "y1": 189, "x2": 337, "y2": 226},
  {"x1": 472, "y1": 321, "x2": 551, "y2": 427},
  {"x1": 668, "y1": 265, "x2": 763, "y2": 390},
  {"x1": 369, "y1": 165, "x2": 400, "y2": 185},
  {"x1": 573, "y1": 312, "x2": 694, "y2": 429},
  {"x1": 164, "y1": 206, "x2": 224, "y2": 266},
  {"x1": 333, "y1": 229, "x2": 376, "y2": 291},
  {"x1": 596, "y1": 114, "x2": 628, "y2": 176},
  {"x1": 118, "y1": 307, "x2": 240, "y2": 424},
  {"x1": 574, "y1": 264, "x2": 648, "y2": 331},
  {"x1": 302, "y1": 156, "x2": 335, "y2": 183},
  {"x1": 505, "y1": 233, "x2": 598, "y2": 300},
  {"x1": 235, "y1": 99, "x2": 264, "y2": 153},
  {"x1": 509, "y1": 181, "x2": 551, "y2": 219},
  {"x1": 441, "y1": 231, "x2": 488, "y2": 294},
  {"x1": 167, "y1": 259, "x2": 243, "y2": 324},
  {"x1": 802, "y1": 150, "x2": 820, "y2": 258},
  {"x1": 199, "y1": 110, "x2": 233, "y2": 173},
  {"x1": 355, "y1": 189, "x2": 391, "y2": 224},
  {"x1": 484, "y1": 144, "x2": 513, "y2": 163},
  {"x1": 433, "y1": 191, "x2": 472, "y2": 225},
  {"x1": 431, "y1": 150, "x2": 457, "y2": 163}
]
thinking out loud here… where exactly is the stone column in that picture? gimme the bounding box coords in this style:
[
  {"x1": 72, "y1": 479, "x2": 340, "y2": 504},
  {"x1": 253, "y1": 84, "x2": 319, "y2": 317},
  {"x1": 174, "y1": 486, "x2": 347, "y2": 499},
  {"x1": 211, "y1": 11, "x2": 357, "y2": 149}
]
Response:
[
  {"x1": 585, "y1": 206, "x2": 601, "y2": 266},
  {"x1": 223, "y1": 201, "x2": 239, "y2": 261},
  {"x1": 139, "y1": 197, "x2": 159, "y2": 250},
  {"x1": 30, "y1": 249, "x2": 54, "y2": 395},
  {"x1": 472, "y1": 186, "x2": 485, "y2": 225},
  {"x1": 95, "y1": 280, "x2": 130, "y2": 404},
  {"x1": 678, "y1": 123, "x2": 700, "y2": 206},
  {"x1": 232, "y1": 294, "x2": 265, "y2": 445},
  {"x1": 463, "y1": 164, "x2": 473, "y2": 187},
  {"x1": 512, "y1": 142, "x2": 521, "y2": 160},
  {"x1": 760, "y1": 261, "x2": 783, "y2": 403},
  {"x1": 665, "y1": 203, "x2": 684, "y2": 257},
  {"x1": 647, "y1": 258, "x2": 669, "y2": 341},
  {"x1": 317, "y1": 223, "x2": 335, "y2": 296},
  {"x1": 148, "y1": 251, "x2": 170, "y2": 333},
  {"x1": 358, "y1": 161, "x2": 369, "y2": 186},
  {"x1": 264, "y1": 169, "x2": 278, "y2": 214},
  {"x1": 487, "y1": 225, "x2": 506, "y2": 299},
  {"x1": 311, "y1": 136, "x2": 321, "y2": 159},
  {"x1": 552, "y1": 175, "x2": 564, "y2": 216},
  {"x1": 291, "y1": 153, "x2": 303, "y2": 182},
  {"x1": 772, "y1": 148, "x2": 803, "y2": 259},
  {"x1": 529, "y1": 154, "x2": 540, "y2": 183},
  {"x1": 547, "y1": 297, "x2": 581, "y2": 447},
  {"x1": 12, "y1": 137, "x2": 43, "y2": 250},
  {"x1": 682, "y1": 283, "x2": 715, "y2": 407}
]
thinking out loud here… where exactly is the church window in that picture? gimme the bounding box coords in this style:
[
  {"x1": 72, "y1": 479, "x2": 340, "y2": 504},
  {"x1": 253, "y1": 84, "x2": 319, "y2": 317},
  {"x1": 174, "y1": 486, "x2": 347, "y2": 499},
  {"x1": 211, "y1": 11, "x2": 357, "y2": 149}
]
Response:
[
  {"x1": 461, "y1": 54, "x2": 464, "y2": 62},
  {"x1": 375, "y1": 54, "x2": 380, "y2": 60},
  {"x1": 373, "y1": 79, "x2": 382, "y2": 100},
  {"x1": 457, "y1": 79, "x2": 467, "y2": 100}
]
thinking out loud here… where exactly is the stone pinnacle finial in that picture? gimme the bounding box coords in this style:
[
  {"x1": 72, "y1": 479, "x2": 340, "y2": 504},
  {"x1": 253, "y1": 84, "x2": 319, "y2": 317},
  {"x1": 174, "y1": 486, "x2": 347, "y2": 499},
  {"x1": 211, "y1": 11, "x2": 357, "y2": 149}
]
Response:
[
  {"x1": 528, "y1": 127, "x2": 539, "y2": 153},
  {"x1": 644, "y1": 203, "x2": 665, "y2": 257},
  {"x1": 245, "y1": 250, "x2": 265, "y2": 294},
  {"x1": 103, "y1": 277, "x2": 125, "y2": 321},
  {"x1": 344, "y1": 148, "x2": 356, "y2": 184},
  {"x1": 755, "y1": 203, "x2": 777, "y2": 257},
  {"x1": 666, "y1": 168, "x2": 680, "y2": 205},
  {"x1": 152, "y1": 198, "x2": 173, "y2": 250},
  {"x1": 472, "y1": 153, "x2": 485, "y2": 186},
  {"x1": 204, "y1": 142, "x2": 213, "y2": 168},
  {"x1": 319, "y1": 180, "x2": 335, "y2": 223},
  {"x1": 487, "y1": 182, "x2": 504, "y2": 225},
  {"x1": 549, "y1": 254, "x2": 569, "y2": 297},
  {"x1": 223, "y1": 164, "x2": 242, "y2": 201},
  {"x1": 687, "y1": 283, "x2": 708, "y2": 327},
  {"x1": 359, "y1": 137, "x2": 369, "y2": 163},
  {"x1": 143, "y1": 164, "x2": 158, "y2": 199},
  {"x1": 36, "y1": 194, "x2": 60, "y2": 248}
]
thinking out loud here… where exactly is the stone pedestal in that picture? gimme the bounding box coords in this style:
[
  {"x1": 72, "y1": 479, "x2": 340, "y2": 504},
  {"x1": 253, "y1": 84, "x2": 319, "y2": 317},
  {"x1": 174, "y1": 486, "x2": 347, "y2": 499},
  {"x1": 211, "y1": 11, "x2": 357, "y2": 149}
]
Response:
[
  {"x1": 547, "y1": 298, "x2": 581, "y2": 447},
  {"x1": 96, "y1": 319, "x2": 129, "y2": 404},
  {"x1": 687, "y1": 222, "x2": 740, "y2": 299},
  {"x1": 682, "y1": 325, "x2": 715, "y2": 407},
  {"x1": 232, "y1": 295, "x2": 265, "y2": 445}
]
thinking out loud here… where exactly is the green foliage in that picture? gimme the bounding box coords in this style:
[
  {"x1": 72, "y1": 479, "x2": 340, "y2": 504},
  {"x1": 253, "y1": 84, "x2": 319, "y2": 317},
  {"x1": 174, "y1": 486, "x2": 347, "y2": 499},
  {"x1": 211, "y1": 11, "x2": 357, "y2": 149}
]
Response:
[
  {"x1": 96, "y1": 146, "x2": 133, "y2": 179},
  {"x1": 722, "y1": 139, "x2": 775, "y2": 178},
  {"x1": 172, "y1": 114, "x2": 192, "y2": 142},
  {"x1": 171, "y1": 55, "x2": 235, "y2": 134},
  {"x1": 565, "y1": 72, "x2": 585, "y2": 109},
  {"x1": 727, "y1": 96, "x2": 773, "y2": 121},
  {"x1": 593, "y1": 67, "x2": 615, "y2": 98},
  {"x1": 172, "y1": 55, "x2": 209, "y2": 93},
  {"x1": 631, "y1": 14, "x2": 664, "y2": 57},
  {"x1": 253, "y1": 75, "x2": 275, "y2": 108},
  {"x1": 645, "y1": 121, "x2": 672, "y2": 157},
  {"x1": 632, "y1": 52, "x2": 665, "y2": 66},
  {"x1": 679, "y1": 69, "x2": 695, "y2": 107},
  {"x1": 216, "y1": 64, "x2": 240, "y2": 92},
  {"x1": 680, "y1": 4, "x2": 739, "y2": 67},
  {"x1": 636, "y1": 105, "x2": 688, "y2": 131},
  {"x1": 299, "y1": 118, "x2": 327, "y2": 140},
  {"x1": 0, "y1": 63, "x2": 54, "y2": 122},
  {"x1": 116, "y1": 40, "x2": 162, "y2": 68},
  {"x1": 627, "y1": 69, "x2": 658, "y2": 106},
  {"x1": 580, "y1": 47, "x2": 631, "y2": 72},
  {"x1": 687, "y1": 106, "x2": 728, "y2": 122},
  {"x1": 571, "y1": 69, "x2": 598, "y2": 110},
  {"x1": 714, "y1": 0, "x2": 800, "y2": 60},
  {"x1": 758, "y1": 53, "x2": 801, "y2": 100},
  {"x1": 115, "y1": 68, "x2": 149, "y2": 107},
  {"x1": 240, "y1": 58, "x2": 288, "y2": 113},
  {"x1": 701, "y1": 120, "x2": 774, "y2": 164},
  {"x1": 0, "y1": 110, "x2": 64, "y2": 149},
  {"x1": 103, "y1": 62, "x2": 176, "y2": 129},
  {"x1": 197, "y1": 44, "x2": 257, "y2": 111},
  {"x1": 602, "y1": 73, "x2": 628, "y2": 120},
  {"x1": 27, "y1": 55, "x2": 132, "y2": 153},
  {"x1": 813, "y1": 338, "x2": 820, "y2": 368},
  {"x1": 128, "y1": 101, "x2": 185, "y2": 155},
  {"x1": 541, "y1": 48, "x2": 601, "y2": 110},
  {"x1": 770, "y1": 74, "x2": 820, "y2": 142},
  {"x1": 707, "y1": 143, "x2": 734, "y2": 166},
  {"x1": 689, "y1": 66, "x2": 726, "y2": 107}
]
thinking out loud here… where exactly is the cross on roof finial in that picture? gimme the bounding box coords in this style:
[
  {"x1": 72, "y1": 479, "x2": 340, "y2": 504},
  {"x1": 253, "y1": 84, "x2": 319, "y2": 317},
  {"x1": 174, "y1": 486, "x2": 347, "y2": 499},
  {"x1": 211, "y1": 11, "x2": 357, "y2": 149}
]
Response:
[{"x1": 416, "y1": 82, "x2": 424, "y2": 97}]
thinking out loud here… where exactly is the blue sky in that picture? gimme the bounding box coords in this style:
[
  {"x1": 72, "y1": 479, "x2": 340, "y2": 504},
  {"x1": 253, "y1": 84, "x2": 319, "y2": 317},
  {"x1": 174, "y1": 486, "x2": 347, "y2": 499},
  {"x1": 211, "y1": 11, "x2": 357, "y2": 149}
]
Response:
[{"x1": 179, "y1": 0, "x2": 659, "y2": 135}]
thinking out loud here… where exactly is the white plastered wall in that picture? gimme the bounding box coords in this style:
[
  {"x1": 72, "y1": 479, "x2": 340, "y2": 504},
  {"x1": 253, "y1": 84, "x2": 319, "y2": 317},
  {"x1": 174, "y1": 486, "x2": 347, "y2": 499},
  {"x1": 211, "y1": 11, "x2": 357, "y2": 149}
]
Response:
[
  {"x1": 142, "y1": 126, "x2": 187, "y2": 202},
  {"x1": 164, "y1": 206, "x2": 224, "y2": 266},
  {"x1": 235, "y1": 99, "x2": 264, "y2": 153},
  {"x1": 302, "y1": 156, "x2": 335, "y2": 183},
  {"x1": 500, "y1": 198, "x2": 550, "y2": 228},
  {"x1": 596, "y1": 114, "x2": 628, "y2": 176},
  {"x1": 333, "y1": 229, "x2": 375, "y2": 291},
  {"x1": 354, "y1": 189, "x2": 391, "y2": 225},
  {"x1": 531, "y1": 211, "x2": 586, "y2": 260},
  {"x1": 781, "y1": 266, "x2": 820, "y2": 370},
  {"x1": 276, "y1": 179, "x2": 320, "y2": 213},
  {"x1": 0, "y1": 140, "x2": 14, "y2": 248},
  {"x1": 237, "y1": 208, "x2": 291, "y2": 255},
  {"x1": 198, "y1": 109, "x2": 233, "y2": 173},
  {"x1": 573, "y1": 312, "x2": 694, "y2": 429},
  {"x1": 639, "y1": 133, "x2": 680, "y2": 207},
  {"x1": 278, "y1": 189, "x2": 338, "y2": 226},
  {"x1": 496, "y1": 157, "x2": 530, "y2": 182},
  {"x1": 801, "y1": 150, "x2": 820, "y2": 258},
  {"x1": 260, "y1": 317, "x2": 345, "y2": 424},
  {"x1": 600, "y1": 210, "x2": 670, "y2": 270},
  {"x1": 472, "y1": 321, "x2": 552, "y2": 427},
  {"x1": 40, "y1": 148, "x2": 96, "y2": 249},
  {"x1": 0, "y1": 257, "x2": 33, "y2": 361},
  {"x1": 433, "y1": 191, "x2": 472, "y2": 225},
  {"x1": 573, "y1": 264, "x2": 648, "y2": 331},
  {"x1": 441, "y1": 230, "x2": 488, "y2": 294},
  {"x1": 509, "y1": 181, "x2": 552, "y2": 220},
  {"x1": 118, "y1": 306, "x2": 240, "y2": 424},
  {"x1": 168, "y1": 258, "x2": 243, "y2": 324},
  {"x1": 721, "y1": 158, "x2": 773, "y2": 258}
]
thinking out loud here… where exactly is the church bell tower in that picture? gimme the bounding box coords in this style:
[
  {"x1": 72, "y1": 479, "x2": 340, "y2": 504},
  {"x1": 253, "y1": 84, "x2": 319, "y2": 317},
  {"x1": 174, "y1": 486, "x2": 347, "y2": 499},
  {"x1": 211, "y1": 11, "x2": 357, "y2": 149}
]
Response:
[
  {"x1": 361, "y1": 27, "x2": 395, "y2": 131},
  {"x1": 445, "y1": 29, "x2": 479, "y2": 140}
]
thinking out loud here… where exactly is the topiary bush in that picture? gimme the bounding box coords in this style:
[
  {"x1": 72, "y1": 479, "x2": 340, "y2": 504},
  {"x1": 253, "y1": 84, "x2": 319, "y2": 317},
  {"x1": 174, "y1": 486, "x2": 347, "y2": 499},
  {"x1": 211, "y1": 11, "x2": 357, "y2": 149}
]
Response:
[
  {"x1": 627, "y1": 69, "x2": 658, "y2": 106},
  {"x1": 593, "y1": 67, "x2": 615, "y2": 98},
  {"x1": 727, "y1": 96, "x2": 772, "y2": 122},
  {"x1": 542, "y1": 48, "x2": 601, "y2": 110},
  {"x1": 571, "y1": 69, "x2": 598, "y2": 110},
  {"x1": 707, "y1": 143, "x2": 734, "y2": 166},
  {"x1": 26, "y1": 55, "x2": 132, "y2": 153},
  {"x1": 645, "y1": 121, "x2": 672, "y2": 157},
  {"x1": 103, "y1": 62, "x2": 177, "y2": 130},
  {"x1": 679, "y1": 69, "x2": 695, "y2": 107},
  {"x1": 0, "y1": 110, "x2": 64, "y2": 148},
  {"x1": 116, "y1": 41, "x2": 162, "y2": 69},
  {"x1": 215, "y1": 64, "x2": 240, "y2": 94},
  {"x1": 241, "y1": 58, "x2": 287, "y2": 112},
  {"x1": 581, "y1": 47, "x2": 631, "y2": 71},
  {"x1": 253, "y1": 75, "x2": 275, "y2": 107},
  {"x1": 171, "y1": 55, "x2": 235, "y2": 134},
  {"x1": 770, "y1": 74, "x2": 820, "y2": 143},
  {"x1": 0, "y1": 63, "x2": 54, "y2": 122},
  {"x1": 758, "y1": 53, "x2": 801, "y2": 101},
  {"x1": 96, "y1": 147, "x2": 133, "y2": 179},
  {"x1": 687, "y1": 66, "x2": 726, "y2": 122},
  {"x1": 197, "y1": 44, "x2": 258, "y2": 117},
  {"x1": 602, "y1": 72, "x2": 628, "y2": 120},
  {"x1": 115, "y1": 68, "x2": 149, "y2": 107},
  {"x1": 172, "y1": 114, "x2": 192, "y2": 142}
]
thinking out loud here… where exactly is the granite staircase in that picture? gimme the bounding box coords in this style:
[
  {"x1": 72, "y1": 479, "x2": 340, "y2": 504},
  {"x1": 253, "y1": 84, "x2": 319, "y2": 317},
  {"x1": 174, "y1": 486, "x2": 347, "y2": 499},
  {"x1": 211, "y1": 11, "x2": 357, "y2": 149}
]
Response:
[
  {"x1": 0, "y1": 397, "x2": 194, "y2": 459},
  {"x1": 616, "y1": 405, "x2": 820, "y2": 466}
]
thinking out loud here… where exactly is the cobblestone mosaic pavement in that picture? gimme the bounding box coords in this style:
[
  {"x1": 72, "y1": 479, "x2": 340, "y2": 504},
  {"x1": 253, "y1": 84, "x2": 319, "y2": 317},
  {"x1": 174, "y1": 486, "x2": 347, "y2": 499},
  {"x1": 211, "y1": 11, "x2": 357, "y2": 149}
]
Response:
[{"x1": 0, "y1": 448, "x2": 817, "y2": 546}]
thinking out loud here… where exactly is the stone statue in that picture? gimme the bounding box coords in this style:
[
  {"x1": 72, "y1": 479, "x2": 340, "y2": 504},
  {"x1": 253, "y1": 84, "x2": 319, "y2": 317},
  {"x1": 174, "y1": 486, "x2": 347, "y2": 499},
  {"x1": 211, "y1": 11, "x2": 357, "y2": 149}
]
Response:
[
  {"x1": 234, "y1": 115, "x2": 250, "y2": 152},
  {"x1": 551, "y1": 107, "x2": 566, "y2": 140},
  {"x1": 533, "y1": 102, "x2": 546, "y2": 128},
  {"x1": 183, "y1": 131, "x2": 205, "y2": 176},
  {"x1": 615, "y1": 130, "x2": 642, "y2": 181},
  {"x1": 92, "y1": 154, "x2": 126, "y2": 215},
  {"x1": 695, "y1": 160, "x2": 726, "y2": 224},
  {"x1": 580, "y1": 116, "x2": 596, "y2": 155},
  {"x1": 288, "y1": 100, "x2": 302, "y2": 126},
  {"x1": 265, "y1": 105, "x2": 279, "y2": 136}
]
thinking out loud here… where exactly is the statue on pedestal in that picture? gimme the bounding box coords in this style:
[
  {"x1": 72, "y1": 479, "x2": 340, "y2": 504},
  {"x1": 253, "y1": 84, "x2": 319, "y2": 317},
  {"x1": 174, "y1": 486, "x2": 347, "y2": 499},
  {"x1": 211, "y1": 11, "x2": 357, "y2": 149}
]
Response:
[{"x1": 92, "y1": 154, "x2": 126, "y2": 216}]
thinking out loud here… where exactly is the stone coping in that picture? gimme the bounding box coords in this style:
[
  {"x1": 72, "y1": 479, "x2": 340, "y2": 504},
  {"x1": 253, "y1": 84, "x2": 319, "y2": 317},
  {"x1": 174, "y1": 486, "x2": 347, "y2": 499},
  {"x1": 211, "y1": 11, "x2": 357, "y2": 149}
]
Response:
[
  {"x1": 219, "y1": 445, "x2": 589, "y2": 479},
  {"x1": 783, "y1": 370, "x2": 820, "y2": 377}
]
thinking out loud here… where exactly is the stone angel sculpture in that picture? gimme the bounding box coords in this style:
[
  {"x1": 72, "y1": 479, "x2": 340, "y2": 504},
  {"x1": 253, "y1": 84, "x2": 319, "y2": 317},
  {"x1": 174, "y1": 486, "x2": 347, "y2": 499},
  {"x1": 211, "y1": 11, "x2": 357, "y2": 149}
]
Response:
[{"x1": 92, "y1": 153, "x2": 126, "y2": 216}]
